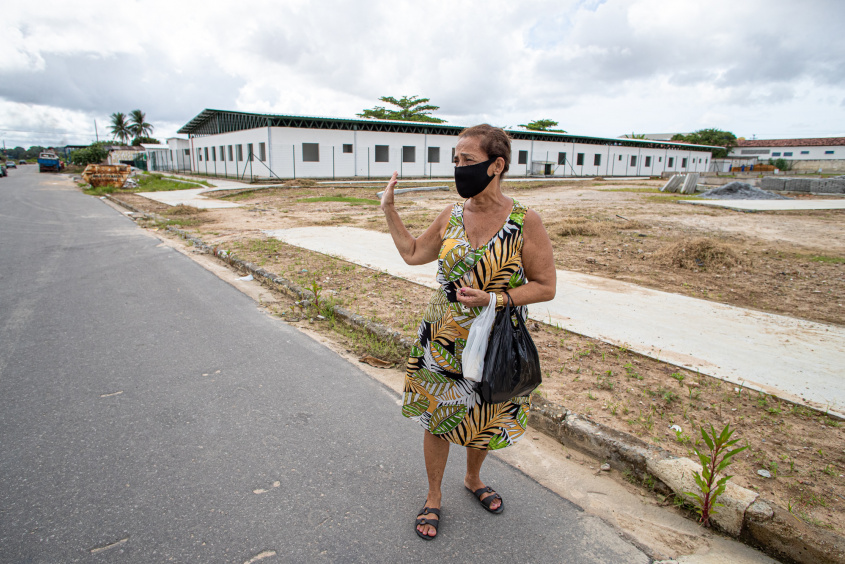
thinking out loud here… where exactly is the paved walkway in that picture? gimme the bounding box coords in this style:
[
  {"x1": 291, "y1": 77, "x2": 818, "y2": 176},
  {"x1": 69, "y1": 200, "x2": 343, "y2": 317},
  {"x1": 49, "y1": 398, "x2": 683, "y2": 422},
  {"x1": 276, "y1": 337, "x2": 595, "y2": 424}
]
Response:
[
  {"x1": 681, "y1": 199, "x2": 845, "y2": 211},
  {"x1": 136, "y1": 175, "x2": 267, "y2": 209},
  {"x1": 265, "y1": 226, "x2": 845, "y2": 417}
]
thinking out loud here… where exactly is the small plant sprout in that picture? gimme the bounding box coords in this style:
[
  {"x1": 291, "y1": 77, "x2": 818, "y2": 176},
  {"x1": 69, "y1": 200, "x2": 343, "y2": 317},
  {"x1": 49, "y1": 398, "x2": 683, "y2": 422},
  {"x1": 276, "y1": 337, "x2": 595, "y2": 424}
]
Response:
[{"x1": 685, "y1": 423, "x2": 748, "y2": 528}]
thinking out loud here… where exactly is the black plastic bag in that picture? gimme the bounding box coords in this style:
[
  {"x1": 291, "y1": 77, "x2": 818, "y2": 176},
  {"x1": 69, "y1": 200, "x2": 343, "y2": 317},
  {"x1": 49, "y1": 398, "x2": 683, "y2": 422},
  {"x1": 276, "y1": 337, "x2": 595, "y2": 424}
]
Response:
[{"x1": 479, "y1": 293, "x2": 541, "y2": 404}]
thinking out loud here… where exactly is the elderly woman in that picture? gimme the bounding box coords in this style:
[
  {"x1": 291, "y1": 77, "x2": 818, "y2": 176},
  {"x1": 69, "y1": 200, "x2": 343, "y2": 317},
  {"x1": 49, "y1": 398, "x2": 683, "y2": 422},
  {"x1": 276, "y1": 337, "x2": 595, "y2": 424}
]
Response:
[{"x1": 380, "y1": 124, "x2": 557, "y2": 540}]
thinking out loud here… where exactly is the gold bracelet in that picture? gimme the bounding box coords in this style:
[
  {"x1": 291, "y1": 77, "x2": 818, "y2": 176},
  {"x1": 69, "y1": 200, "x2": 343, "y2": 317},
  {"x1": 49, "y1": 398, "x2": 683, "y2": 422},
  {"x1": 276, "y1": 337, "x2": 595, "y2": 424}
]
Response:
[{"x1": 496, "y1": 293, "x2": 504, "y2": 309}]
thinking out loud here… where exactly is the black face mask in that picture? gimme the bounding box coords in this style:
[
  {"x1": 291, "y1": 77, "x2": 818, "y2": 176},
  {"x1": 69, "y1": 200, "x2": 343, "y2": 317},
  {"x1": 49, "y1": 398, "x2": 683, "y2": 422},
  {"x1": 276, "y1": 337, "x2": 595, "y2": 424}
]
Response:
[{"x1": 455, "y1": 157, "x2": 497, "y2": 198}]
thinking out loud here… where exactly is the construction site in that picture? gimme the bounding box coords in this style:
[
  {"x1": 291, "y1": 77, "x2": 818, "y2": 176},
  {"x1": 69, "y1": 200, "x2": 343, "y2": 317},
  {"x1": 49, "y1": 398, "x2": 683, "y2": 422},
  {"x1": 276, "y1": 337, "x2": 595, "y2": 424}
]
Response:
[{"x1": 91, "y1": 169, "x2": 844, "y2": 561}]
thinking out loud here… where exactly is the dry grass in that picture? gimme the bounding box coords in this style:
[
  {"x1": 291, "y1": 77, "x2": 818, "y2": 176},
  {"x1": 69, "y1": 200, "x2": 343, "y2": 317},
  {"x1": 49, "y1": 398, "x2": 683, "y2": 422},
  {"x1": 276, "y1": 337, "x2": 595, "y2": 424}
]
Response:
[
  {"x1": 283, "y1": 178, "x2": 318, "y2": 187},
  {"x1": 654, "y1": 237, "x2": 744, "y2": 270},
  {"x1": 555, "y1": 216, "x2": 650, "y2": 237},
  {"x1": 161, "y1": 204, "x2": 207, "y2": 216}
]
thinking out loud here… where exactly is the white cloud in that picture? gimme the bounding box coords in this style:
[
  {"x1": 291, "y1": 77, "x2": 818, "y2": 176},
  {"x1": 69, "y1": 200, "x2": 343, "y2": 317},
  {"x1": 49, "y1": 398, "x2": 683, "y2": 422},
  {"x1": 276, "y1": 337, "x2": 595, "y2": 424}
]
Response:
[{"x1": 1, "y1": 0, "x2": 844, "y2": 147}]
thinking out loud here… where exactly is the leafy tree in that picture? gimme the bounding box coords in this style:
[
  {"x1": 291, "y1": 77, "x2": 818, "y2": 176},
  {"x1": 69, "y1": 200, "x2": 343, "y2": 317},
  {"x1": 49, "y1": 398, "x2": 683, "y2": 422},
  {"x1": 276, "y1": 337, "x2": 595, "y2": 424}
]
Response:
[
  {"x1": 129, "y1": 109, "x2": 154, "y2": 140},
  {"x1": 131, "y1": 136, "x2": 161, "y2": 146},
  {"x1": 520, "y1": 119, "x2": 566, "y2": 132},
  {"x1": 357, "y1": 95, "x2": 445, "y2": 123},
  {"x1": 110, "y1": 112, "x2": 132, "y2": 144},
  {"x1": 69, "y1": 142, "x2": 110, "y2": 166},
  {"x1": 627, "y1": 132, "x2": 647, "y2": 139},
  {"x1": 671, "y1": 128, "x2": 737, "y2": 159}
]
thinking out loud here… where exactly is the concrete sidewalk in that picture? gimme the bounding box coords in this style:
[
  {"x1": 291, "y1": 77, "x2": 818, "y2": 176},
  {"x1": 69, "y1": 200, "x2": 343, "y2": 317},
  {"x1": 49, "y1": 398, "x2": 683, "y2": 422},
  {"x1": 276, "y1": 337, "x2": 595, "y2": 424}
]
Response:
[
  {"x1": 681, "y1": 199, "x2": 845, "y2": 211},
  {"x1": 136, "y1": 175, "x2": 275, "y2": 208},
  {"x1": 265, "y1": 225, "x2": 845, "y2": 417}
]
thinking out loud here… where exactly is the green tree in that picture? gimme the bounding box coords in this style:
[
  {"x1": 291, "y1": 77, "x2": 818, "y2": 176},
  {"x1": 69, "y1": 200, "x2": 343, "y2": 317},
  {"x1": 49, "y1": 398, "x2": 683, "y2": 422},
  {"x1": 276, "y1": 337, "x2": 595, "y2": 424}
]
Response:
[
  {"x1": 357, "y1": 95, "x2": 446, "y2": 123},
  {"x1": 69, "y1": 142, "x2": 110, "y2": 166},
  {"x1": 627, "y1": 132, "x2": 647, "y2": 139},
  {"x1": 129, "y1": 109, "x2": 154, "y2": 140},
  {"x1": 520, "y1": 119, "x2": 566, "y2": 132},
  {"x1": 110, "y1": 112, "x2": 132, "y2": 144},
  {"x1": 131, "y1": 136, "x2": 161, "y2": 146},
  {"x1": 671, "y1": 128, "x2": 737, "y2": 159}
]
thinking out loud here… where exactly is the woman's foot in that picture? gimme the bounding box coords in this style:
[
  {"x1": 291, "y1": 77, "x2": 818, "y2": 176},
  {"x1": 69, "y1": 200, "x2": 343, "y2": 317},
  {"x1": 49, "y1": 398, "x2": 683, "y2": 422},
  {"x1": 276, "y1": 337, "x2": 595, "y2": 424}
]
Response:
[
  {"x1": 464, "y1": 478, "x2": 503, "y2": 513},
  {"x1": 415, "y1": 502, "x2": 441, "y2": 540}
]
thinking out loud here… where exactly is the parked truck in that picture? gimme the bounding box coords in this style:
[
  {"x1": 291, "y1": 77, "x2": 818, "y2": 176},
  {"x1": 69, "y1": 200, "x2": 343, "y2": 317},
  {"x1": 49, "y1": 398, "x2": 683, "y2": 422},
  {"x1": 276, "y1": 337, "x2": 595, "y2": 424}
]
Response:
[{"x1": 38, "y1": 150, "x2": 63, "y2": 173}]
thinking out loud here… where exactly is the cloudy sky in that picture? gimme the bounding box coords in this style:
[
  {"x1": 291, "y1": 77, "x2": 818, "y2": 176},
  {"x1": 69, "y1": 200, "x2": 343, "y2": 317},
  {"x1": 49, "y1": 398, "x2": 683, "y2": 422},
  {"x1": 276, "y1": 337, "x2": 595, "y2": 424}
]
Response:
[{"x1": 2, "y1": 0, "x2": 844, "y2": 148}]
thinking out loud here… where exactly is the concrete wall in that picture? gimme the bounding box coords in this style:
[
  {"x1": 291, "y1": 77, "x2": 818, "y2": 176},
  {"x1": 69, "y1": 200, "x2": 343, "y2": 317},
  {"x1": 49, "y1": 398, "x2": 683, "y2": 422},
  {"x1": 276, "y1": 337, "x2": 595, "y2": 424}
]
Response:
[
  {"x1": 761, "y1": 176, "x2": 845, "y2": 194},
  {"x1": 790, "y1": 159, "x2": 845, "y2": 173},
  {"x1": 731, "y1": 145, "x2": 843, "y2": 161},
  {"x1": 187, "y1": 127, "x2": 712, "y2": 179}
]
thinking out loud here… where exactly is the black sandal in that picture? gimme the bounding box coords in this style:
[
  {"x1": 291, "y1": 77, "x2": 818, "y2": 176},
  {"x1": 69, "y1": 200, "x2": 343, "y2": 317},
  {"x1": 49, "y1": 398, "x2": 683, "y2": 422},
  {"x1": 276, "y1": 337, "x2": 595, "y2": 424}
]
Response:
[
  {"x1": 466, "y1": 486, "x2": 504, "y2": 514},
  {"x1": 415, "y1": 506, "x2": 441, "y2": 540}
]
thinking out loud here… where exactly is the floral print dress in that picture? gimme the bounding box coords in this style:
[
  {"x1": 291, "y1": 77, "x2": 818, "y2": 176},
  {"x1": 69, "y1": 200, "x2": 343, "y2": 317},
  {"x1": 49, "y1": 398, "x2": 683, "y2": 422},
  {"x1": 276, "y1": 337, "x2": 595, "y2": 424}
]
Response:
[{"x1": 402, "y1": 200, "x2": 530, "y2": 450}]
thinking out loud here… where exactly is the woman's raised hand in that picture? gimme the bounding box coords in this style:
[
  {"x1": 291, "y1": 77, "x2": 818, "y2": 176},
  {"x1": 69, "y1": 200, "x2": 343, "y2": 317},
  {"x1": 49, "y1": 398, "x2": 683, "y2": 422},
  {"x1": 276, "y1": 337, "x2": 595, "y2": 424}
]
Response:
[{"x1": 380, "y1": 171, "x2": 398, "y2": 211}]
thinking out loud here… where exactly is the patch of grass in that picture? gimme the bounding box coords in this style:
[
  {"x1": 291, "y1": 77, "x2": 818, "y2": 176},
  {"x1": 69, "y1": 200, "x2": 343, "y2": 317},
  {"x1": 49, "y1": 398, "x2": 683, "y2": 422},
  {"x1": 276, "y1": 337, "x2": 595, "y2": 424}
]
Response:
[
  {"x1": 644, "y1": 193, "x2": 702, "y2": 202},
  {"x1": 809, "y1": 255, "x2": 845, "y2": 264},
  {"x1": 296, "y1": 196, "x2": 380, "y2": 205},
  {"x1": 135, "y1": 174, "x2": 203, "y2": 192}
]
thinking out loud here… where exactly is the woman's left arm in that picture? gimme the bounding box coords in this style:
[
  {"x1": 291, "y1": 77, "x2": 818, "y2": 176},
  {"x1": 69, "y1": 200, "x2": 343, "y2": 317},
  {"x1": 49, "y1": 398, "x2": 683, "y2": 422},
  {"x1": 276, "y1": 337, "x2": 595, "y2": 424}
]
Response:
[
  {"x1": 455, "y1": 209, "x2": 556, "y2": 308},
  {"x1": 507, "y1": 209, "x2": 556, "y2": 306}
]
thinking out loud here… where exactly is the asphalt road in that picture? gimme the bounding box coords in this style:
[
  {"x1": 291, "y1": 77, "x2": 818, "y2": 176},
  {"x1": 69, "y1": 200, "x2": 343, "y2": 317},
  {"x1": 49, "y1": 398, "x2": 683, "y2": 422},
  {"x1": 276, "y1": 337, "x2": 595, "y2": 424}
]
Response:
[{"x1": 0, "y1": 166, "x2": 649, "y2": 563}]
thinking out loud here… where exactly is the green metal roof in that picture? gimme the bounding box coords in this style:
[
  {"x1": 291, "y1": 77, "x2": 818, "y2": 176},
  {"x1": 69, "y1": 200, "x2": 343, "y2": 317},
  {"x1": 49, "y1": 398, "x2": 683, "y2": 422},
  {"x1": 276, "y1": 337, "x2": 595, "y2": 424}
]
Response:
[{"x1": 178, "y1": 109, "x2": 718, "y2": 152}]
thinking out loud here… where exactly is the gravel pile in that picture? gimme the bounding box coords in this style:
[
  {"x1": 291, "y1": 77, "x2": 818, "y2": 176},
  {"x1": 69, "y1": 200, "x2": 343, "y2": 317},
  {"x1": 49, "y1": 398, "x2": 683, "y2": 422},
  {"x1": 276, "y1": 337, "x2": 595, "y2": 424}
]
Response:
[{"x1": 699, "y1": 182, "x2": 791, "y2": 200}]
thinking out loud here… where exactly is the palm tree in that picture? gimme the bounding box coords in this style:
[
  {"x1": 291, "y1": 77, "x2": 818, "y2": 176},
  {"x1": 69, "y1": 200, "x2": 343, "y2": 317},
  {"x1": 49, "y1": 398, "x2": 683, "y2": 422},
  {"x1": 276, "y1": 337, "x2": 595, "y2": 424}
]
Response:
[
  {"x1": 129, "y1": 109, "x2": 154, "y2": 142},
  {"x1": 109, "y1": 112, "x2": 131, "y2": 144}
]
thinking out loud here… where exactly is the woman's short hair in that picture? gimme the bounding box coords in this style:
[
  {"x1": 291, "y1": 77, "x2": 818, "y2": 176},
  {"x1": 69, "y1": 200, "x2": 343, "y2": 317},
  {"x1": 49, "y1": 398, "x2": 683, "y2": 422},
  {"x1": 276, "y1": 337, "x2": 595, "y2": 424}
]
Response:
[{"x1": 459, "y1": 124, "x2": 511, "y2": 175}]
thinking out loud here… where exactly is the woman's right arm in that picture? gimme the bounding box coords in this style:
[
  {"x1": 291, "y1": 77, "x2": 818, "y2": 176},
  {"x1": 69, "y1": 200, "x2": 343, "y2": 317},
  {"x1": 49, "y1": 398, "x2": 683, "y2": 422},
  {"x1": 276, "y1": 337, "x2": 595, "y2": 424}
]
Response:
[{"x1": 381, "y1": 171, "x2": 452, "y2": 265}]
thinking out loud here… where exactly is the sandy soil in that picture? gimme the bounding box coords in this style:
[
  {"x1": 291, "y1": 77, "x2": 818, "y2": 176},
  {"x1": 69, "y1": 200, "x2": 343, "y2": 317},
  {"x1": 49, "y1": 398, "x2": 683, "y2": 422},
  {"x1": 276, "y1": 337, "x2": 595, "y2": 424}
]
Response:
[{"x1": 111, "y1": 178, "x2": 845, "y2": 533}]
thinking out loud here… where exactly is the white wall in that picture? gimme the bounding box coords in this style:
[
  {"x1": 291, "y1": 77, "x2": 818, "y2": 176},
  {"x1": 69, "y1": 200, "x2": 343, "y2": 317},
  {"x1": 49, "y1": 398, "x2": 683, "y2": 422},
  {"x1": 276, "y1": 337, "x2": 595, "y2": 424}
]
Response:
[
  {"x1": 189, "y1": 127, "x2": 711, "y2": 179},
  {"x1": 730, "y1": 145, "x2": 843, "y2": 161}
]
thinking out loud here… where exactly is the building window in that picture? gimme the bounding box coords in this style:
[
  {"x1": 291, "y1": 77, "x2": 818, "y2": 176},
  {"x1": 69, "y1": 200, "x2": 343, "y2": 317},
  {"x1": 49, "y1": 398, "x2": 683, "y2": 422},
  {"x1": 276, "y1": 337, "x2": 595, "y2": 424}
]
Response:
[
  {"x1": 184, "y1": 149, "x2": 190, "y2": 156},
  {"x1": 197, "y1": 148, "x2": 202, "y2": 161},
  {"x1": 630, "y1": 156, "x2": 637, "y2": 166},
  {"x1": 302, "y1": 143, "x2": 319, "y2": 162},
  {"x1": 800, "y1": 151, "x2": 809, "y2": 155},
  {"x1": 576, "y1": 153, "x2": 584, "y2": 166},
  {"x1": 247, "y1": 143, "x2": 254, "y2": 161},
  {"x1": 342, "y1": 144, "x2": 353, "y2": 153},
  {"x1": 593, "y1": 154, "x2": 601, "y2": 166},
  {"x1": 825, "y1": 150, "x2": 835, "y2": 155},
  {"x1": 618, "y1": 154, "x2": 623, "y2": 161},
  {"x1": 257, "y1": 142, "x2": 265, "y2": 161},
  {"x1": 428, "y1": 147, "x2": 440, "y2": 163},
  {"x1": 558, "y1": 152, "x2": 566, "y2": 165},
  {"x1": 204, "y1": 147, "x2": 209, "y2": 161},
  {"x1": 772, "y1": 152, "x2": 781, "y2": 157},
  {"x1": 402, "y1": 146, "x2": 416, "y2": 163},
  {"x1": 681, "y1": 158, "x2": 687, "y2": 168},
  {"x1": 658, "y1": 156, "x2": 662, "y2": 162},
  {"x1": 211, "y1": 147, "x2": 216, "y2": 162},
  {"x1": 668, "y1": 157, "x2": 674, "y2": 167},
  {"x1": 782, "y1": 152, "x2": 793, "y2": 157},
  {"x1": 375, "y1": 145, "x2": 389, "y2": 162},
  {"x1": 518, "y1": 150, "x2": 527, "y2": 165},
  {"x1": 219, "y1": 146, "x2": 225, "y2": 162},
  {"x1": 237, "y1": 145, "x2": 243, "y2": 161},
  {"x1": 645, "y1": 156, "x2": 652, "y2": 167},
  {"x1": 228, "y1": 145, "x2": 233, "y2": 161}
]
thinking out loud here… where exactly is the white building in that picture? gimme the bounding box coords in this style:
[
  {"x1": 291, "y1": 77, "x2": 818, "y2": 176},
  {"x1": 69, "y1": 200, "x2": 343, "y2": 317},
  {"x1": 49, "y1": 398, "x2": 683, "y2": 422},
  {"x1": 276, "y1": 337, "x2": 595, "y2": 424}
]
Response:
[
  {"x1": 177, "y1": 109, "x2": 716, "y2": 180},
  {"x1": 729, "y1": 137, "x2": 845, "y2": 173}
]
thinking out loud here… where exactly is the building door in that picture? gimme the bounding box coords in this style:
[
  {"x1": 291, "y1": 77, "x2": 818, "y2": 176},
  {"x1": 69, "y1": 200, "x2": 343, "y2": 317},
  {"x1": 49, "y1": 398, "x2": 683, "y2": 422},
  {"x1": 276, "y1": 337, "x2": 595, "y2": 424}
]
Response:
[{"x1": 544, "y1": 163, "x2": 552, "y2": 175}]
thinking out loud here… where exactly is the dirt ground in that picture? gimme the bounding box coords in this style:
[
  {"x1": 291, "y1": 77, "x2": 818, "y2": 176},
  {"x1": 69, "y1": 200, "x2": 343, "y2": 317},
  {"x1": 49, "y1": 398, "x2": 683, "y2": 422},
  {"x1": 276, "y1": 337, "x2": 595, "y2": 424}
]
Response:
[{"x1": 111, "y1": 177, "x2": 845, "y2": 534}]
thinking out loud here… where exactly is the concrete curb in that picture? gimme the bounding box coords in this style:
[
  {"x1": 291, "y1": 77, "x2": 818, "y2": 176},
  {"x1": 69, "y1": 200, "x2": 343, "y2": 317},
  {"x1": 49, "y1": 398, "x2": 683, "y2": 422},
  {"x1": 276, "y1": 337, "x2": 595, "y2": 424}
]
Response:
[{"x1": 105, "y1": 193, "x2": 845, "y2": 564}]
